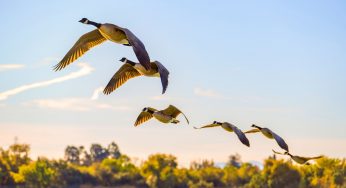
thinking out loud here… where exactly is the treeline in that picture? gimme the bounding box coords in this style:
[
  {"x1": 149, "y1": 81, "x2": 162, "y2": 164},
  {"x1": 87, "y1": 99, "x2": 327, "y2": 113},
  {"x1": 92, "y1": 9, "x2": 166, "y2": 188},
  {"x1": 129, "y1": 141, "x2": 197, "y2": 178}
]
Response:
[{"x1": 0, "y1": 141, "x2": 345, "y2": 188}]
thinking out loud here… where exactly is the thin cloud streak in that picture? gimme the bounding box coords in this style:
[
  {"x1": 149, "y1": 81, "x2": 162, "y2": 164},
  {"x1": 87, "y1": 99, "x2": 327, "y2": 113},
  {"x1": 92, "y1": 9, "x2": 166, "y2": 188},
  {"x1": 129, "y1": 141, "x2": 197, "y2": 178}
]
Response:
[
  {"x1": 24, "y1": 98, "x2": 131, "y2": 111},
  {"x1": 0, "y1": 63, "x2": 93, "y2": 101},
  {"x1": 194, "y1": 87, "x2": 227, "y2": 99},
  {"x1": 0, "y1": 64, "x2": 25, "y2": 71}
]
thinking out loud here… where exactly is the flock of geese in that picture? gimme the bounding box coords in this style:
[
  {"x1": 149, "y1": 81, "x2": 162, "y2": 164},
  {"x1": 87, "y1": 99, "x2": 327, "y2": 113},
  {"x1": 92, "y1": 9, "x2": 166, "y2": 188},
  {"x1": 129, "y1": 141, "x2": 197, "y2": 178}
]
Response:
[{"x1": 54, "y1": 18, "x2": 323, "y2": 165}]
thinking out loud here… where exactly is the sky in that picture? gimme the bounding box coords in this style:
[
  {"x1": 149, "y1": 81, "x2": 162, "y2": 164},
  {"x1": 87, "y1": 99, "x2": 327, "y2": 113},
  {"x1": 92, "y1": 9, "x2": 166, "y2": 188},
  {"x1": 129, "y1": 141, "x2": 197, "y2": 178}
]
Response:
[{"x1": 0, "y1": 1, "x2": 346, "y2": 166}]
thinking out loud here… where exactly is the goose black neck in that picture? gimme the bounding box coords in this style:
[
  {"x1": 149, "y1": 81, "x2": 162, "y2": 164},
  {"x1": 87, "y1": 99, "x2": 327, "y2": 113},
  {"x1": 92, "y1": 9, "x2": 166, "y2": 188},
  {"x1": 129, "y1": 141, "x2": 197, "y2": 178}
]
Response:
[
  {"x1": 88, "y1": 21, "x2": 101, "y2": 28},
  {"x1": 125, "y1": 59, "x2": 136, "y2": 66},
  {"x1": 252, "y1": 125, "x2": 262, "y2": 130},
  {"x1": 147, "y1": 109, "x2": 155, "y2": 114}
]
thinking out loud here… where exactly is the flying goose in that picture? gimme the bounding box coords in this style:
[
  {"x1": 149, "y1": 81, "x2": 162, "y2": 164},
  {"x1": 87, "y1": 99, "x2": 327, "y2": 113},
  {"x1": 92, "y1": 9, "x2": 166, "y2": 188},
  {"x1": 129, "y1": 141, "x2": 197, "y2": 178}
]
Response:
[
  {"x1": 134, "y1": 105, "x2": 189, "y2": 126},
  {"x1": 245, "y1": 124, "x2": 289, "y2": 151},
  {"x1": 103, "y1": 57, "x2": 169, "y2": 94},
  {"x1": 272, "y1": 150, "x2": 323, "y2": 165},
  {"x1": 194, "y1": 121, "x2": 250, "y2": 147},
  {"x1": 54, "y1": 18, "x2": 151, "y2": 71}
]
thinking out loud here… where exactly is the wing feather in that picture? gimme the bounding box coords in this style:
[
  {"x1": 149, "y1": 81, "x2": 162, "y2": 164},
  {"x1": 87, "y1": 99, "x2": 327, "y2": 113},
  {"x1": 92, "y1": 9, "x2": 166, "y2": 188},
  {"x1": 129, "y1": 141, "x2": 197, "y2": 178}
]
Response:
[
  {"x1": 193, "y1": 124, "x2": 220, "y2": 129},
  {"x1": 162, "y1": 105, "x2": 189, "y2": 124},
  {"x1": 117, "y1": 27, "x2": 151, "y2": 70},
  {"x1": 226, "y1": 123, "x2": 250, "y2": 147},
  {"x1": 103, "y1": 64, "x2": 141, "y2": 95},
  {"x1": 244, "y1": 128, "x2": 260, "y2": 134},
  {"x1": 134, "y1": 111, "x2": 153, "y2": 126},
  {"x1": 270, "y1": 130, "x2": 289, "y2": 152},
  {"x1": 153, "y1": 61, "x2": 170, "y2": 94},
  {"x1": 54, "y1": 29, "x2": 106, "y2": 71}
]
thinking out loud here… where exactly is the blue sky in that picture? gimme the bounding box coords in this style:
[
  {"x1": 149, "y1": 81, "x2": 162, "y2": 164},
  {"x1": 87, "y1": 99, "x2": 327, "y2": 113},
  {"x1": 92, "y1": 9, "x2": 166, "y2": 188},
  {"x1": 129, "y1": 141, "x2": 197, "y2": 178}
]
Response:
[{"x1": 1, "y1": 1, "x2": 345, "y2": 165}]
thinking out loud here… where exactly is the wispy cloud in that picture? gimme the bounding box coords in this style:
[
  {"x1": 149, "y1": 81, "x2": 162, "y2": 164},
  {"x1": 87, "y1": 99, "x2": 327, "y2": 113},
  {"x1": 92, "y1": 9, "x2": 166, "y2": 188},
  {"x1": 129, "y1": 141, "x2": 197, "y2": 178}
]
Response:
[
  {"x1": 150, "y1": 95, "x2": 174, "y2": 101},
  {"x1": 0, "y1": 63, "x2": 93, "y2": 101},
  {"x1": 24, "y1": 98, "x2": 131, "y2": 111},
  {"x1": 23, "y1": 86, "x2": 131, "y2": 111},
  {"x1": 193, "y1": 87, "x2": 227, "y2": 99},
  {"x1": 0, "y1": 64, "x2": 25, "y2": 71},
  {"x1": 91, "y1": 87, "x2": 104, "y2": 100}
]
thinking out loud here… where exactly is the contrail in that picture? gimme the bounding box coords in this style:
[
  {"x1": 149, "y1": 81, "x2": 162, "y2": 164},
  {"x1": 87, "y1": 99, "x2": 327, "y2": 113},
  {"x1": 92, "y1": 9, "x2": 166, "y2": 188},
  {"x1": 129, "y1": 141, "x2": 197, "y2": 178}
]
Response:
[{"x1": 0, "y1": 63, "x2": 93, "y2": 101}]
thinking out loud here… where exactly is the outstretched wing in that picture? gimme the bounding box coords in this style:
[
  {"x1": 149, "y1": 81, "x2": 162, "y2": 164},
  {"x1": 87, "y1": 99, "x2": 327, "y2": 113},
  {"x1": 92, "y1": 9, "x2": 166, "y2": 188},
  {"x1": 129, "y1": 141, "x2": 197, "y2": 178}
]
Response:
[
  {"x1": 153, "y1": 61, "x2": 169, "y2": 94},
  {"x1": 103, "y1": 64, "x2": 141, "y2": 95},
  {"x1": 193, "y1": 123, "x2": 220, "y2": 129},
  {"x1": 270, "y1": 130, "x2": 289, "y2": 152},
  {"x1": 305, "y1": 155, "x2": 324, "y2": 160},
  {"x1": 118, "y1": 27, "x2": 151, "y2": 71},
  {"x1": 244, "y1": 128, "x2": 260, "y2": 134},
  {"x1": 162, "y1": 105, "x2": 189, "y2": 124},
  {"x1": 233, "y1": 127, "x2": 250, "y2": 147},
  {"x1": 54, "y1": 29, "x2": 106, "y2": 71},
  {"x1": 226, "y1": 123, "x2": 250, "y2": 147},
  {"x1": 134, "y1": 108, "x2": 157, "y2": 126},
  {"x1": 272, "y1": 149, "x2": 286, "y2": 155}
]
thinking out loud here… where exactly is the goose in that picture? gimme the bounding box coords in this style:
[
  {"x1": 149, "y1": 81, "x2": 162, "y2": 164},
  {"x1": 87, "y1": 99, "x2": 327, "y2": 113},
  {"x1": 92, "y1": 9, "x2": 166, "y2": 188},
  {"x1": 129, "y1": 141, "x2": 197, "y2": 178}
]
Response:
[
  {"x1": 245, "y1": 124, "x2": 289, "y2": 151},
  {"x1": 272, "y1": 149, "x2": 323, "y2": 165},
  {"x1": 194, "y1": 121, "x2": 250, "y2": 147},
  {"x1": 103, "y1": 57, "x2": 169, "y2": 94},
  {"x1": 54, "y1": 18, "x2": 151, "y2": 71},
  {"x1": 134, "y1": 105, "x2": 189, "y2": 126}
]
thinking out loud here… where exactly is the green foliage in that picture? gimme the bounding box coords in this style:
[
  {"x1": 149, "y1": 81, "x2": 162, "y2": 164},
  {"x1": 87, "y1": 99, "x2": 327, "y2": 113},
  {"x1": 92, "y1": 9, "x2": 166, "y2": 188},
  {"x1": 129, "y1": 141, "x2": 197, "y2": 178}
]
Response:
[
  {"x1": 0, "y1": 141, "x2": 345, "y2": 187},
  {"x1": 141, "y1": 153, "x2": 178, "y2": 188},
  {"x1": 14, "y1": 158, "x2": 57, "y2": 188}
]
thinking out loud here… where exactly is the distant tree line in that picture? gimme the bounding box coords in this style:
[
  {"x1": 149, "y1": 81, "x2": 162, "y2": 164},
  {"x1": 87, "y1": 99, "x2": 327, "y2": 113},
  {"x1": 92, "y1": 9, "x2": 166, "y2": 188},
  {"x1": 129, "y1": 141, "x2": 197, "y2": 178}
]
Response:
[{"x1": 0, "y1": 141, "x2": 345, "y2": 188}]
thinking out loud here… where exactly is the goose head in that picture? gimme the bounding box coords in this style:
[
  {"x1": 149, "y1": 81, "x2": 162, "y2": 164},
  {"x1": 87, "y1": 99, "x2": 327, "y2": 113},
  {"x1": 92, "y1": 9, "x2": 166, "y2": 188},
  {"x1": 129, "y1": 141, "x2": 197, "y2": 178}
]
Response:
[
  {"x1": 251, "y1": 124, "x2": 262, "y2": 129},
  {"x1": 213, "y1": 121, "x2": 222, "y2": 125},
  {"x1": 119, "y1": 57, "x2": 127, "y2": 62},
  {"x1": 79, "y1": 18, "x2": 89, "y2": 24}
]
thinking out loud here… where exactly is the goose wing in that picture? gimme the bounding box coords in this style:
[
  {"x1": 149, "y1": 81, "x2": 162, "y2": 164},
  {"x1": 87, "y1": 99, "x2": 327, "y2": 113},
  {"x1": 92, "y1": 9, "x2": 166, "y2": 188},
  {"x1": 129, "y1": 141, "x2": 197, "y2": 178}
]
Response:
[
  {"x1": 272, "y1": 149, "x2": 286, "y2": 155},
  {"x1": 226, "y1": 123, "x2": 250, "y2": 147},
  {"x1": 244, "y1": 128, "x2": 260, "y2": 134},
  {"x1": 162, "y1": 105, "x2": 189, "y2": 124},
  {"x1": 300, "y1": 155, "x2": 324, "y2": 161},
  {"x1": 193, "y1": 123, "x2": 220, "y2": 129},
  {"x1": 117, "y1": 27, "x2": 151, "y2": 71},
  {"x1": 54, "y1": 29, "x2": 106, "y2": 71},
  {"x1": 153, "y1": 61, "x2": 170, "y2": 94},
  {"x1": 134, "y1": 107, "x2": 157, "y2": 126},
  {"x1": 103, "y1": 64, "x2": 141, "y2": 95},
  {"x1": 269, "y1": 130, "x2": 289, "y2": 152}
]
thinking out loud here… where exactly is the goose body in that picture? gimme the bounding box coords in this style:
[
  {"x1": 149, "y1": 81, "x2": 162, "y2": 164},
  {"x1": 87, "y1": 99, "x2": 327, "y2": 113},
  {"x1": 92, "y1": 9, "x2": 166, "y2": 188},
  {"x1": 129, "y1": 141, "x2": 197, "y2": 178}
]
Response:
[
  {"x1": 103, "y1": 58, "x2": 169, "y2": 95},
  {"x1": 134, "y1": 105, "x2": 189, "y2": 126},
  {"x1": 54, "y1": 18, "x2": 151, "y2": 71},
  {"x1": 98, "y1": 24, "x2": 129, "y2": 44},
  {"x1": 272, "y1": 150, "x2": 323, "y2": 165},
  {"x1": 194, "y1": 121, "x2": 250, "y2": 147},
  {"x1": 245, "y1": 124, "x2": 289, "y2": 151}
]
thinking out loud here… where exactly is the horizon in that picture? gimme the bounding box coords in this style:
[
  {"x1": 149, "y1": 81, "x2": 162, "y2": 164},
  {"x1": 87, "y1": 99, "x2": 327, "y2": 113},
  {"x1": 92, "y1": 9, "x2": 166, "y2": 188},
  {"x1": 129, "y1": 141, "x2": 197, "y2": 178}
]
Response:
[{"x1": 1, "y1": 1, "x2": 346, "y2": 168}]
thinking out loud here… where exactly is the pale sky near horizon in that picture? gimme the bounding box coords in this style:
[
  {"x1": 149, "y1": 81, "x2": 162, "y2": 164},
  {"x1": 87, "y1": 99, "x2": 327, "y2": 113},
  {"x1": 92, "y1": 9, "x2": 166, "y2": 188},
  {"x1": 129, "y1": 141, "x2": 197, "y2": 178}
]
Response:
[{"x1": 1, "y1": 1, "x2": 346, "y2": 166}]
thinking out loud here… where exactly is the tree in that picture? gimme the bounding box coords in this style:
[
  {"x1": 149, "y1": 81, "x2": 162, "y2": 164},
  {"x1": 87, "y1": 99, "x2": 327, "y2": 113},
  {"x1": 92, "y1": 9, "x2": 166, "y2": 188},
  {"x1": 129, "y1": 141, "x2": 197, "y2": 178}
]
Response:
[
  {"x1": 262, "y1": 158, "x2": 300, "y2": 188},
  {"x1": 64, "y1": 146, "x2": 80, "y2": 165},
  {"x1": 107, "y1": 142, "x2": 121, "y2": 159},
  {"x1": 90, "y1": 144, "x2": 108, "y2": 162},
  {"x1": 227, "y1": 153, "x2": 242, "y2": 168},
  {"x1": 141, "y1": 153, "x2": 178, "y2": 188},
  {"x1": 13, "y1": 158, "x2": 57, "y2": 188}
]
